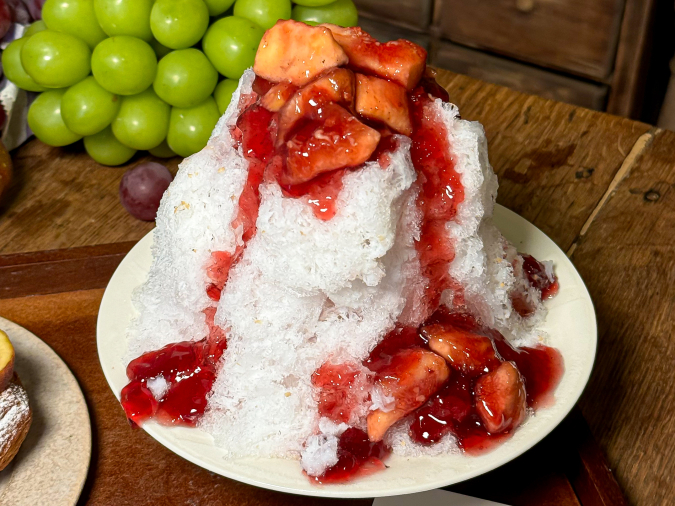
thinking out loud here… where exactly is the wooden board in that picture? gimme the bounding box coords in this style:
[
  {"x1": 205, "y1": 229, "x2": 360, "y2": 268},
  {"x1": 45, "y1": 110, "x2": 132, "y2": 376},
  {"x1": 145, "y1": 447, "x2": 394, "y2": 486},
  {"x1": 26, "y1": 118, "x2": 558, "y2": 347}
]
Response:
[{"x1": 0, "y1": 246, "x2": 626, "y2": 506}]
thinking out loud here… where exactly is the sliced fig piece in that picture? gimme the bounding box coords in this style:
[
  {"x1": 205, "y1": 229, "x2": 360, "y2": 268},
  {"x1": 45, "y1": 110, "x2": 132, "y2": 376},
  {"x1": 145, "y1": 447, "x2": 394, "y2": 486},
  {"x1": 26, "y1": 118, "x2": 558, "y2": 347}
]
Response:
[
  {"x1": 475, "y1": 362, "x2": 527, "y2": 434},
  {"x1": 283, "y1": 103, "x2": 380, "y2": 185},
  {"x1": 366, "y1": 349, "x2": 450, "y2": 442},
  {"x1": 260, "y1": 82, "x2": 298, "y2": 112},
  {"x1": 322, "y1": 24, "x2": 427, "y2": 91},
  {"x1": 276, "y1": 68, "x2": 355, "y2": 146},
  {"x1": 422, "y1": 323, "x2": 500, "y2": 376},
  {"x1": 355, "y1": 73, "x2": 412, "y2": 136},
  {"x1": 254, "y1": 20, "x2": 348, "y2": 86}
]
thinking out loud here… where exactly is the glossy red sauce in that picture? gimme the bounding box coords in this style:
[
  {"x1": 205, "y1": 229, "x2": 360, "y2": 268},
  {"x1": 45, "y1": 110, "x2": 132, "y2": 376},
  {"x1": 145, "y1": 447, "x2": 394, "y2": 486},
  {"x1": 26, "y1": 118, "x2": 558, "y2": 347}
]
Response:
[
  {"x1": 399, "y1": 310, "x2": 564, "y2": 452},
  {"x1": 409, "y1": 87, "x2": 465, "y2": 316},
  {"x1": 312, "y1": 428, "x2": 390, "y2": 484},
  {"x1": 311, "y1": 362, "x2": 364, "y2": 424}
]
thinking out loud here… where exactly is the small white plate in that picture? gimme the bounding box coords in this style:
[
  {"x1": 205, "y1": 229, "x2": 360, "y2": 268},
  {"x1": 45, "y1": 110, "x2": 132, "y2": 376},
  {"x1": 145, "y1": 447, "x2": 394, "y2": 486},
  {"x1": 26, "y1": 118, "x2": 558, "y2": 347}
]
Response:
[
  {"x1": 97, "y1": 204, "x2": 596, "y2": 499},
  {"x1": 0, "y1": 317, "x2": 91, "y2": 506}
]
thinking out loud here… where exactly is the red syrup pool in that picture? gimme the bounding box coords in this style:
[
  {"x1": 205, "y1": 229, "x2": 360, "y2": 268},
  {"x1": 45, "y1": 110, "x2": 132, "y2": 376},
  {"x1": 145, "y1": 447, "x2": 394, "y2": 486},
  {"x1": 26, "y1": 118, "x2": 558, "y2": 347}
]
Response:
[
  {"x1": 385, "y1": 310, "x2": 565, "y2": 453},
  {"x1": 120, "y1": 327, "x2": 228, "y2": 427},
  {"x1": 312, "y1": 427, "x2": 390, "y2": 484}
]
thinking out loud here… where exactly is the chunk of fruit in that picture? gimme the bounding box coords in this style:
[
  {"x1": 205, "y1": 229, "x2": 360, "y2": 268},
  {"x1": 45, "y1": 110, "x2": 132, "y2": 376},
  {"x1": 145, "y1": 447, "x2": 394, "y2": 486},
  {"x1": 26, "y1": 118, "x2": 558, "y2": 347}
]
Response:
[
  {"x1": 322, "y1": 24, "x2": 427, "y2": 91},
  {"x1": 260, "y1": 82, "x2": 298, "y2": 112},
  {"x1": 475, "y1": 362, "x2": 527, "y2": 434},
  {"x1": 284, "y1": 103, "x2": 380, "y2": 185},
  {"x1": 276, "y1": 68, "x2": 355, "y2": 146},
  {"x1": 254, "y1": 20, "x2": 348, "y2": 86},
  {"x1": 422, "y1": 323, "x2": 500, "y2": 376},
  {"x1": 0, "y1": 330, "x2": 15, "y2": 392},
  {"x1": 366, "y1": 349, "x2": 449, "y2": 442},
  {"x1": 355, "y1": 73, "x2": 411, "y2": 136},
  {"x1": 312, "y1": 362, "x2": 369, "y2": 424}
]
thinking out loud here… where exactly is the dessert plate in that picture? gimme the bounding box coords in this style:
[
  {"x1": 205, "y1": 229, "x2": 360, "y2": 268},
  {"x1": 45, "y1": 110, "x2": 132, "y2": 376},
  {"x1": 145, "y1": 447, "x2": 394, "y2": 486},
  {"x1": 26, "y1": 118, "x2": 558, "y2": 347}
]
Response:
[
  {"x1": 97, "y1": 204, "x2": 596, "y2": 499},
  {"x1": 0, "y1": 317, "x2": 91, "y2": 506}
]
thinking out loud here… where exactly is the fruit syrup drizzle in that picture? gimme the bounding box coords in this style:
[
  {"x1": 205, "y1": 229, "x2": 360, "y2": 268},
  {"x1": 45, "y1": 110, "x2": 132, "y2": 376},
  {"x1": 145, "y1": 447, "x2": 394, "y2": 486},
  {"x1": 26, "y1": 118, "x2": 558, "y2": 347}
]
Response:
[{"x1": 120, "y1": 73, "x2": 563, "y2": 483}]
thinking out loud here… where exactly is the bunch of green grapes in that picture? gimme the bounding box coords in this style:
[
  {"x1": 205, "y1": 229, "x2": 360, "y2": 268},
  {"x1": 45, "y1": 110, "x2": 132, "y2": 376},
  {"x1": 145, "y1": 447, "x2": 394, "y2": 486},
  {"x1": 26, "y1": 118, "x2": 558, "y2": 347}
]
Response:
[{"x1": 1, "y1": 0, "x2": 357, "y2": 165}]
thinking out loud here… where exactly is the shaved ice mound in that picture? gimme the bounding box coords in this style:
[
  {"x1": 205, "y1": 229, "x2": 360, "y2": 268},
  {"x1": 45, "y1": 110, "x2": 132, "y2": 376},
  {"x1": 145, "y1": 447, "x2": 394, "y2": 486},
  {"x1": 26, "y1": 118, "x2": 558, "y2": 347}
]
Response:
[{"x1": 121, "y1": 20, "x2": 563, "y2": 484}]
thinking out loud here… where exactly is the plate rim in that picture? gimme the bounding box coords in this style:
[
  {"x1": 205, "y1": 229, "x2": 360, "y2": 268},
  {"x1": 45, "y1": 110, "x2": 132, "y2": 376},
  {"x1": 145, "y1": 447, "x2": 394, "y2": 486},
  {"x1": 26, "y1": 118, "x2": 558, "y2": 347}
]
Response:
[{"x1": 96, "y1": 204, "x2": 597, "y2": 498}]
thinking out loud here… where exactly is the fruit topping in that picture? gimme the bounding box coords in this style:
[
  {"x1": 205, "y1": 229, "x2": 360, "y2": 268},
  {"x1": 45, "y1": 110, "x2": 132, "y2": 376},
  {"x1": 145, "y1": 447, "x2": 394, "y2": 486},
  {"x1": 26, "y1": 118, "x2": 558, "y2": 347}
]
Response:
[
  {"x1": 521, "y1": 254, "x2": 559, "y2": 299},
  {"x1": 254, "y1": 20, "x2": 348, "y2": 86},
  {"x1": 474, "y1": 362, "x2": 527, "y2": 434},
  {"x1": 283, "y1": 103, "x2": 381, "y2": 185},
  {"x1": 367, "y1": 349, "x2": 450, "y2": 442},
  {"x1": 422, "y1": 323, "x2": 500, "y2": 376},
  {"x1": 0, "y1": 330, "x2": 15, "y2": 392},
  {"x1": 261, "y1": 82, "x2": 299, "y2": 112},
  {"x1": 322, "y1": 24, "x2": 427, "y2": 91},
  {"x1": 355, "y1": 74, "x2": 412, "y2": 136},
  {"x1": 276, "y1": 67, "x2": 356, "y2": 146}
]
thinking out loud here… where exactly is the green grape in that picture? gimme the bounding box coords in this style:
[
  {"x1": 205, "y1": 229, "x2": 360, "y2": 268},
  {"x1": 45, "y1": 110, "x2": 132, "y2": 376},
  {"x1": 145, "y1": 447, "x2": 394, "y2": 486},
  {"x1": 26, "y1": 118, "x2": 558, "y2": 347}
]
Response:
[
  {"x1": 202, "y1": 16, "x2": 264, "y2": 79},
  {"x1": 154, "y1": 49, "x2": 218, "y2": 108},
  {"x1": 233, "y1": 0, "x2": 291, "y2": 30},
  {"x1": 150, "y1": 38, "x2": 172, "y2": 60},
  {"x1": 1, "y1": 38, "x2": 47, "y2": 92},
  {"x1": 91, "y1": 36, "x2": 157, "y2": 95},
  {"x1": 21, "y1": 30, "x2": 91, "y2": 88},
  {"x1": 149, "y1": 140, "x2": 176, "y2": 158},
  {"x1": 93, "y1": 0, "x2": 154, "y2": 41},
  {"x1": 214, "y1": 79, "x2": 238, "y2": 114},
  {"x1": 23, "y1": 20, "x2": 47, "y2": 38},
  {"x1": 61, "y1": 76, "x2": 121, "y2": 136},
  {"x1": 84, "y1": 126, "x2": 137, "y2": 165},
  {"x1": 167, "y1": 97, "x2": 220, "y2": 157},
  {"x1": 28, "y1": 89, "x2": 83, "y2": 146},
  {"x1": 292, "y1": 0, "x2": 357, "y2": 27},
  {"x1": 150, "y1": 0, "x2": 209, "y2": 50},
  {"x1": 42, "y1": 0, "x2": 107, "y2": 49},
  {"x1": 203, "y1": 0, "x2": 235, "y2": 16},
  {"x1": 293, "y1": 0, "x2": 337, "y2": 5},
  {"x1": 112, "y1": 88, "x2": 170, "y2": 150}
]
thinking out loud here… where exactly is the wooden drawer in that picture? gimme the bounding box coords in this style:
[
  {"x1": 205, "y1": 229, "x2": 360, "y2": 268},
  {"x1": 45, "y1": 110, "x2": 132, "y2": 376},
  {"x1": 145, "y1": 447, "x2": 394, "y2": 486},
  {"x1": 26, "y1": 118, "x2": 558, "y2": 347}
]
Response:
[
  {"x1": 432, "y1": 40, "x2": 608, "y2": 110},
  {"x1": 358, "y1": 16, "x2": 431, "y2": 50},
  {"x1": 434, "y1": 0, "x2": 625, "y2": 80},
  {"x1": 354, "y1": 0, "x2": 433, "y2": 31}
]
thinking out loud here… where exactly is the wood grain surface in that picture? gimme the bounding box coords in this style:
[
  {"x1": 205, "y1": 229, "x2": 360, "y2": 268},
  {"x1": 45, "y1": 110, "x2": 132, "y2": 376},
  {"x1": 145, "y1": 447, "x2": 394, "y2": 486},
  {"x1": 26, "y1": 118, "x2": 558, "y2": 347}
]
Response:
[{"x1": 0, "y1": 69, "x2": 669, "y2": 504}]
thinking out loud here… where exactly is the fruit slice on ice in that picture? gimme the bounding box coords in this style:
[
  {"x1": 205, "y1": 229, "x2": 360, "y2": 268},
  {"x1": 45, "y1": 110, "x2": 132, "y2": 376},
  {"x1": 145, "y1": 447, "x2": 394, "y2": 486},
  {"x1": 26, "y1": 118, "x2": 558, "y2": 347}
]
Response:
[
  {"x1": 254, "y1": 20, "x2": 348, "y2": 86},
  {"x1": 0, "y1": 330, "x2": 14, "y2": 391},
  {"x1": 322, "y1": 24, "x2": 427, "y2": 91},
  {"x1": 422, "y1": 323, "x2": 500, "y2": 377},
  {"x1": 283, "y1": 103, "x2": 381, "y2": 185},
  {"x1": 475, "y1": 361, "x2": 527, "y2": 434},
  {"x1": 276, "y1": 67, "x2": 355, "y2": 146},
  {"x1": 355, "y1": 73, "x2": 412, "y2": 136},
  {"x1": 260, "y1": 82, "x2": 298, "y2": 112},
  {"x1": 367, "y1": 349, "x2": 450, "y2": 442}
]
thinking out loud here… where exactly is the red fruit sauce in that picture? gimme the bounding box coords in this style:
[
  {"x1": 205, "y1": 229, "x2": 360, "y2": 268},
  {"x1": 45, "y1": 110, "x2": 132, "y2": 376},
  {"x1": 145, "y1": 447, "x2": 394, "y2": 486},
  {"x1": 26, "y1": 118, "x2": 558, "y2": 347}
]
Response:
[
  {"x1": 367, "y1": 310, "x2": 564, "y2": 454},
  {"x1": 312, "y1": 428, "x2": 389, "y2": 484},
  {"x1": 312, "y1": 363, "x2": 365, "y2": 424},
  {"x1": 121, "y1": 59, "x2": 564, "y2": 484}
]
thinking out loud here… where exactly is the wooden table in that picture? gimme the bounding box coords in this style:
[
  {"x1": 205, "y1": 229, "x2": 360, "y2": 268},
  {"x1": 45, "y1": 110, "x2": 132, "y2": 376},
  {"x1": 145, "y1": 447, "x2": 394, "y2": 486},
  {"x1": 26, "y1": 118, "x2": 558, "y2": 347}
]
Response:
[{"x1": 0, "y1": 69, "x2": 671, "y2": 505}]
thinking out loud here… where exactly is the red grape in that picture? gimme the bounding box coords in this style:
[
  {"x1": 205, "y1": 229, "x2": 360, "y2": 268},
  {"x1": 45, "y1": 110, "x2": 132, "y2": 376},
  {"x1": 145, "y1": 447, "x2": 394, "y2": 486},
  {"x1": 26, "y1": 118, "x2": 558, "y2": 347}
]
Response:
[
  {"x1": 119, "y1": 162, "x2": 173, "y2": 221},
  {"x1": 0, "y1": 0, "x2": 12, "y2": 39}
]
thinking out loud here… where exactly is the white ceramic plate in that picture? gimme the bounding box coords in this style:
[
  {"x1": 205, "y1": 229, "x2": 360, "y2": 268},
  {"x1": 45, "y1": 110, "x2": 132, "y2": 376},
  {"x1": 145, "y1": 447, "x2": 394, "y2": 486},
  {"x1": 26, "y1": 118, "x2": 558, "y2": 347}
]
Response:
[
  {"x1": 0, "y1": 317, "x2": 91, "y2": 506},
  {"x1": 97, "y1": 204, "x2": 596, "y2": 499}
]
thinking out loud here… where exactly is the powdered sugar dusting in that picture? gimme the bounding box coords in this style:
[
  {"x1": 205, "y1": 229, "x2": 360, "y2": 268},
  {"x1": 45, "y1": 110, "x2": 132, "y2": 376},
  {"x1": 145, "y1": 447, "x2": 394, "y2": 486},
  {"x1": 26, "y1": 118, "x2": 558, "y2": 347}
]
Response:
[{"x1": 0, "y1": 380, "x2": 30, "y2": 455}]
